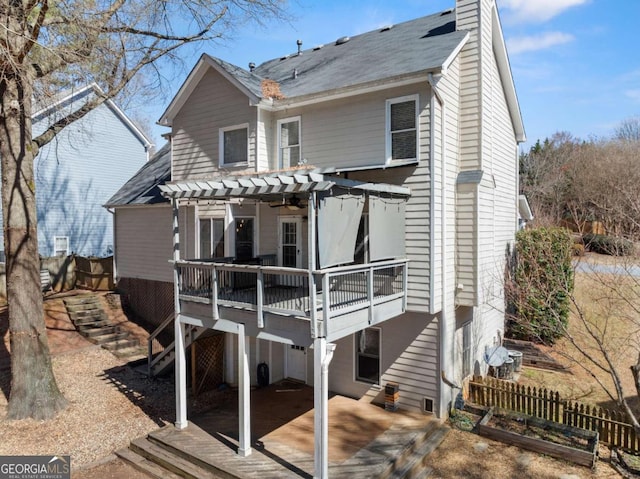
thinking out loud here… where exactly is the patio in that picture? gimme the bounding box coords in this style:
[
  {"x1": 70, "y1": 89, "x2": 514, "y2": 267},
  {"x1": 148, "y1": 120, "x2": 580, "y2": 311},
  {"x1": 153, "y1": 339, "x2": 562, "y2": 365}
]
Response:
[{"x1": 126, "y1": 382, "x2": 445, "y2": 478}]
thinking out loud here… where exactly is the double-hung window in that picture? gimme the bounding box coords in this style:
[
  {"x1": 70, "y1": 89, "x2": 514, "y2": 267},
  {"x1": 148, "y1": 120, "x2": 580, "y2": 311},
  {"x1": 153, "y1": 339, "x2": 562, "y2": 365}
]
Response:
[
  {"x1": 54, "y1": 236, "x2": 69, "y2": 256},
  {"x1": 386, "y1": 95, "x2": 418, "y2": 162},
  {"x1": 219, "y1": 123, "x2": 249, "y2": 166},
  {"x1": 355, "y1": 328, "x2": 381, "y2": 385},
  {"x1": 199, "y1": 218, "x2": 225, "y2": 259},
  {"x1": 277, "y1": 117, "x2": 301, "y2": 169}
]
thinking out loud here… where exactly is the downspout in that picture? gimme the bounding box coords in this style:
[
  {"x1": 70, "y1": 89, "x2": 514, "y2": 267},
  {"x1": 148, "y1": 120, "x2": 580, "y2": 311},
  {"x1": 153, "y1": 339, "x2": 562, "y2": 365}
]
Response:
[
  {"x1": 428, "y1": 72, "x2": 452, "y2": 417},
  {"x1": 106, "y1": 207, "x2": 117, "y2": 284}
]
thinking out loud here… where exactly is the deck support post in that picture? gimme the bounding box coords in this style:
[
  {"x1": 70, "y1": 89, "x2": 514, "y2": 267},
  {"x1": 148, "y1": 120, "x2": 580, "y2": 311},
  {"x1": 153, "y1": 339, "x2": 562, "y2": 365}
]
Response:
[
  {"x1": 174, "y1": 318, "x2": 188, "y2": 429},
  {"x1": 314, "y1": 338, "x2": 336, "y2": 479},
  {"x1": 238, "y1": 322, "x2": 252, "y2": 457},
  {"x1": 172, "y1": 199, "x2": 188, "y2": 430}
]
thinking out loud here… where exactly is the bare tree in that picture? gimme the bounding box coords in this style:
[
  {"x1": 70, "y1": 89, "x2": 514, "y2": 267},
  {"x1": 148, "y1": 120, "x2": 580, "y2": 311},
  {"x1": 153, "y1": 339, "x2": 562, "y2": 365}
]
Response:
[
  {"x1": 0, "y1": 0, "x2": 286, "y2": 420},
  {"x1": 614, "y1": 116, "x2": 640, "y2": 143}
]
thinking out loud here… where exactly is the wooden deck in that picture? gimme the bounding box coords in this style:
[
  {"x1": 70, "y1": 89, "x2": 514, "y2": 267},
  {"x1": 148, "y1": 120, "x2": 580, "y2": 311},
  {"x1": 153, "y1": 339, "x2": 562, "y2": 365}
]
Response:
[{"x1": 133, "y1": 383, "x2": 442, "y2": 478}]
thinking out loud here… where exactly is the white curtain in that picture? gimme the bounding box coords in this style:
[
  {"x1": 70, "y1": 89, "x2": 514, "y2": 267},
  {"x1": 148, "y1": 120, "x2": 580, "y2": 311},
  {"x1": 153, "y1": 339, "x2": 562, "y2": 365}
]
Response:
[
  {"x1": 369, "y1": 196, "x2": 406, "y2": 261},
  {"x1": 317, "y1": 191, "x2": 365, "y2": 268}
]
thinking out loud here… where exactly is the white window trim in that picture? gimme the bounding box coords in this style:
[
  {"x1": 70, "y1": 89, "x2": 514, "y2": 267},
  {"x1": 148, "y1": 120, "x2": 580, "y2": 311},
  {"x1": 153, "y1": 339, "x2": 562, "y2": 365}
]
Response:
[
  {"x1": 277, "y1": 216, "x2": 302, "y2": 268},
  {"x1": 197, "y1": 216, "x2": 226, "y2": 259},
  {"x1": 385, "y1": 94, "x2": 419, "y2": 164},
  {"x1": 53, "y1": 235, "x2": 69, "y2": 256},
  {"x1": 219, "y1": 123, "x2": 250, "y2": 167},
  {"x1": 354, "y1": 327, "x2": 382, "y2": 386},
  {"x1": 277, "y1": 116, "x2": 301, "y2": 169}
]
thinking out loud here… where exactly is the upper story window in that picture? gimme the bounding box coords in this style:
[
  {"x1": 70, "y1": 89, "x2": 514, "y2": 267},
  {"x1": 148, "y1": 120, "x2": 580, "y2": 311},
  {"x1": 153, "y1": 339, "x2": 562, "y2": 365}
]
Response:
[
  {"x1": 278, "y1": 117, "x2": 301, "y2": 169},
  {"x1": 386, "y1": 95, "x2": 418, "y2": 162},
  {"x1": 219, "y1": 123, "x2": 249, "y2": 166}
]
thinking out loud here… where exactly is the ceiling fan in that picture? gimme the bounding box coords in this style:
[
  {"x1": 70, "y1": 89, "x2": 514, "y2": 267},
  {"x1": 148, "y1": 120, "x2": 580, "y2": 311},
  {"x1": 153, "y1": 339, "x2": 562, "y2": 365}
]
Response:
[{"x1": 269, "y1": 194, "x2": 307, "y2": 210}]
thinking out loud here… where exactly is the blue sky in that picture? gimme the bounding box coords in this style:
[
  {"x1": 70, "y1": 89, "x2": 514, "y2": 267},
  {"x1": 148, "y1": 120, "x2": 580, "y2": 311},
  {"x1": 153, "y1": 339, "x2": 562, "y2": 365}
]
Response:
[{"x1": 140, "y1": 0, "x2": 640, "y2": 150}]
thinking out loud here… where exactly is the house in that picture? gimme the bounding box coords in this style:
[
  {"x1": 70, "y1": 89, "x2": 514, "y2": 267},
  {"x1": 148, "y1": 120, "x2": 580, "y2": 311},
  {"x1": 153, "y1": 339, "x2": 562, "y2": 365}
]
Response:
[
  {"x1": 0, "y1": 84, "x2": 152, "y2": 260},
  {"x1": 108, "y1": 0, "x2": 525, "y2": 476}
]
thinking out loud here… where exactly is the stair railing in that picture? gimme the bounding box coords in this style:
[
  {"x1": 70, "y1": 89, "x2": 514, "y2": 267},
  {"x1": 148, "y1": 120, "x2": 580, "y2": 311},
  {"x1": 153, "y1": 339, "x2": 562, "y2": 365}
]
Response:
[{"x1": 147, "y1": 312, "x2": 175, "y2": 376}]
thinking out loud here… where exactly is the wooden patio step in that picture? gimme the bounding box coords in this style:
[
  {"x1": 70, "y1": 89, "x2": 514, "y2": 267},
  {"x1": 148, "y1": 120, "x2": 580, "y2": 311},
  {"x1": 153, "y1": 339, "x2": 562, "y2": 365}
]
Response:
[
  {"x1": 147, "y1": 427, "x2": 240, "y2": 478},
  {"x1": 64, "y1": 300, "x2": 102, "y2": 312},
  {"x1": 71, "y1": 312, "x2": 109, "y2": 325},
  {"x1": 374, "y1": 420, "x2": 448, "y2": 479},
  {"x1": 69, "y1": 308, "x2": 105, "y2": 319},
  {"x1": 80, "y1": 325, "x2": 120, "y2": 338},
  {"x1": 130, "y1": 437, "x2": 221, "y2": 479},
  {"x1": 385, "y1": 424, "x2": 449, "y2": 479},
  {"x1": 63, "y1": 296, "x2": 100, "y2": 306},
  {"x1": 102, "y1": 338, "x2": 139, "y2": 351},
  {"x1": 89, "y1": 331, "x2": 129, "y2": 345},
  {"x1": 112, "y1": 346, "x2": 146, "y2": 359},
  {"x1": 76, "y1": 319, "x2": 113, "y2": 330},
  {"x1": 115, "y1": 447, "x2": 183, "y2": 479}
]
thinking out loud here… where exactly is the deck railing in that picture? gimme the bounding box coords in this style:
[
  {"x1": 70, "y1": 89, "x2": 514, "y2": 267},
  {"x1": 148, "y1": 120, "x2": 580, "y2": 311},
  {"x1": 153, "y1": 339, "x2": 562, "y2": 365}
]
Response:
[{"x1": 175, "y1": 258, "x2": 408, "y2": 323}]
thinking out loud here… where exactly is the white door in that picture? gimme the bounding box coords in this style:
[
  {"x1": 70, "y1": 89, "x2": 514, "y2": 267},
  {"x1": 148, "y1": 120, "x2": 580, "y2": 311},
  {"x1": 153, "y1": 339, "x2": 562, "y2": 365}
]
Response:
[
  {"x1": 278, "y1": 217, "x2": 302, "y2": 268},
  {"x1": 286, "y1": 345, "x2": 306, "y2": 382},
  {"x1": 278, "y1": 217, "x2": 302, "y2": 287}
]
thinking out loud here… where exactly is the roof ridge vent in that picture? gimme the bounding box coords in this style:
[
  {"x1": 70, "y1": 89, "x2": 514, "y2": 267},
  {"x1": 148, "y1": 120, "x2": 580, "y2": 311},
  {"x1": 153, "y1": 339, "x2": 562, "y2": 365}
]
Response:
[
  {"x1": 335, "y1": 36, "x2": 350, "y2": 45},
  {"x1": 280, "y1": 54, "x2": 290, "y2": 61},
  {"x1": 380, "y1": 25, "x2": 393, "y2": 32},
  {"x1": 313, "y1": 44, "x2": 324, "y2": 51},
  {"x1": 441, "y1": 8, "x2": 453, "y2": 16}
]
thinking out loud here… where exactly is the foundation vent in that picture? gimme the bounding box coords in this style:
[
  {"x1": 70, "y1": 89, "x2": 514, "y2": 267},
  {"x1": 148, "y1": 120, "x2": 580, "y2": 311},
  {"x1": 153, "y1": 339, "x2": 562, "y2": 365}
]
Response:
[{"x1": 423, "y1": 397, "x2": 434, "y2": 414}]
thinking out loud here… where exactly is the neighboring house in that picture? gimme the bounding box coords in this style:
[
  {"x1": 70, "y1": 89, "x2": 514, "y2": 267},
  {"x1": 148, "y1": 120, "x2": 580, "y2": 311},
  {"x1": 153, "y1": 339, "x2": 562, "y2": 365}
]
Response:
[
  {"x1": 109, "y1": 0, "x2": 525, "y2": 475},
  {"x1": 0, "y1": 84, "x2": 152, "y2": 260}
]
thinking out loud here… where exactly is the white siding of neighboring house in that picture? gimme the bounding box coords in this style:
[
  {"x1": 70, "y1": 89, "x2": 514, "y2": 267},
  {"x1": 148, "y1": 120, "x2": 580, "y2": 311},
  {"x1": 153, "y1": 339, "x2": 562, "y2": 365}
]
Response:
[
  {"x1": 171, "y1": 69, "x2": 257, "y2": 180},
  {"x1": 114, "y1": 206, "x2": 173, "y2": 283}
]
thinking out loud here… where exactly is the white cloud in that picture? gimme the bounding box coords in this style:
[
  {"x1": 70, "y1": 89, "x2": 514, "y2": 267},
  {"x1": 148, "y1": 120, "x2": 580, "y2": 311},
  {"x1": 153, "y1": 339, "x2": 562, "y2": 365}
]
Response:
[
  {"x1": 507, "y1": 32, "x2": 574, "y2": 54},
  {"x1": 501, "y1": 0, "x2": 588, "y2": 23},
  {"x1": 625, "y1": 90, "x2": 640, "y2": 102}
]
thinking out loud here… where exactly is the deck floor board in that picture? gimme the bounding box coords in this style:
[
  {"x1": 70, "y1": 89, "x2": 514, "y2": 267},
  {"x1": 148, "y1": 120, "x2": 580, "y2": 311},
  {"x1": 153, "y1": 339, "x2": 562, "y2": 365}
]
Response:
[{"x1": 145, "y1": 384, "x2": 436, "y2": 478}]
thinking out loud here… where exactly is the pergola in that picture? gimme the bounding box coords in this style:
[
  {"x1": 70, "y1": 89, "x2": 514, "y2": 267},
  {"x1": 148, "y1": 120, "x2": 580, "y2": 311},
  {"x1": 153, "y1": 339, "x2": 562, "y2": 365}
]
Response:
[{"x1": 160, "y1": 169, "x2": 411, "y2": 479}]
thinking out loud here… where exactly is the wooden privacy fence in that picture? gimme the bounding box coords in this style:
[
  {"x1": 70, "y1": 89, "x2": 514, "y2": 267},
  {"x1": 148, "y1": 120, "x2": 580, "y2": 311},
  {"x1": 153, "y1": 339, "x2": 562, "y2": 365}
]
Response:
[{"x1": 469, "y1": 377, "x2": 639, "y2": 451}]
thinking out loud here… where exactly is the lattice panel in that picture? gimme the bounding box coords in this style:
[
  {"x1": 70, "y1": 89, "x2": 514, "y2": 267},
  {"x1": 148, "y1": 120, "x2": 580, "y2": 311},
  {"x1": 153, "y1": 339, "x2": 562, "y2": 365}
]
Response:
[
  {"x1": 118, "y1": 277, "x2": 174, "y2": 330},
  {"x1": 192, "y1": 334, "x2": 224, "y2": 396}
]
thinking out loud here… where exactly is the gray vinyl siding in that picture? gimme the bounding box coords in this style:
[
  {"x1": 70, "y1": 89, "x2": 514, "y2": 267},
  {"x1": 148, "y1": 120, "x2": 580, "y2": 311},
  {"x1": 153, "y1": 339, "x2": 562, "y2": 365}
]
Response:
[
  {"x1": 1, "y1": 101, "x2": 148, "y2": 257},
  {"x1": 328, "y1": 312, "x2": 439, "y2": 413},
  {"x1": 476, "y1": 40, "x2": 518, "y2": 344},
  {"x1": 341, "y1": 84, "x2": 432, "y2": 312},
  {"x1": 172, "y1": 69, "x2": 257, "y2": 180},
  {"x1": 268, "y1": 84, "x2": 428, "y2": 171},
  {"x1": 114, "y1": 206, "x2": 173, "y2": 283},
  {"x1": 457, "y1": 0, "x2": 482, "y2": 172}
]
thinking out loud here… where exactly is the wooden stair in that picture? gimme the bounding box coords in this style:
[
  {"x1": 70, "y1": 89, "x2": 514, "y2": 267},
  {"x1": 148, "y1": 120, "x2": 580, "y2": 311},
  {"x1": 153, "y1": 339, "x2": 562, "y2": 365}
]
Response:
[
  {"x1": 63, "y1": 294, "x2": 144, "y2": 358},
  {"x1": 376, "y1": 421, "x2": 450, "y2": 479},
  {"x1": 116, "y1": 417, "x2": 449, "y2": 479}
]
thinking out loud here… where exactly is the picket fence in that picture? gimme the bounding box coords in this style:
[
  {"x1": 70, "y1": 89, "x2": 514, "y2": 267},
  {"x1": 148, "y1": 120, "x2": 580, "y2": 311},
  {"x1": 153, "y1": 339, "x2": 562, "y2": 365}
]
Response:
[{"x1": 469, "y1": 376, "x2": 638, "y2": 451}]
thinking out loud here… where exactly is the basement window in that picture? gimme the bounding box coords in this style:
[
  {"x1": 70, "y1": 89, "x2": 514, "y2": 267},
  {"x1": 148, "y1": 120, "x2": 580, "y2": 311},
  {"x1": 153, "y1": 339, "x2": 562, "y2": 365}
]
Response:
[{"x1": 355, "y1": 328, "x2": 381, "y2": 385}]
